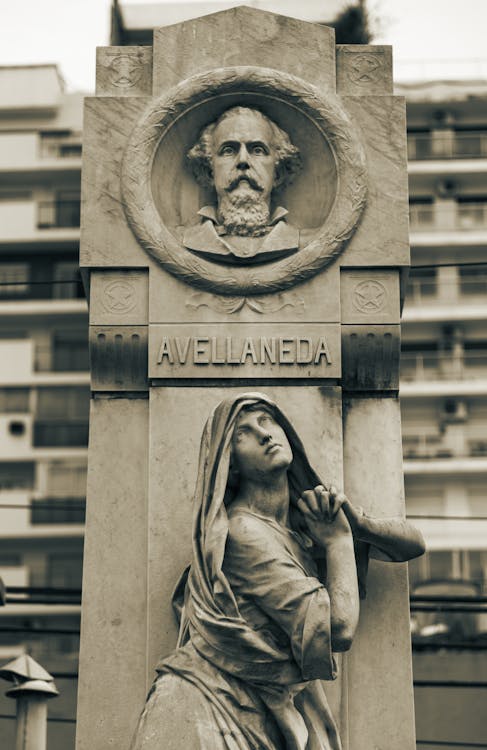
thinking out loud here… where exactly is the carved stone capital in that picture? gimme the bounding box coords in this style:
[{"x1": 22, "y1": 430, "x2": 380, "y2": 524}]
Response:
[
  {"x1": 90, "y1": 326, "x2": 148, "y2": 391},
  {"x1": 341, "y1": 324, "x2": 400, "y2": 392}
]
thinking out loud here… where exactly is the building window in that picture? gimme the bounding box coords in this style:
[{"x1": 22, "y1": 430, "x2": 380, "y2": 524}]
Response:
[
  {"x1": 37, "y1": 190, "x2": 80, "y2": 229},
  {"x1": 453, "y1": 129, "x2": 487, "y2": 158},
  {"x1": 52, "y1": 330, "x2": 89, "y2": 372},
  {"x1": 47, "y1": 554, "x2": 83, "y2": 589},
  {"x1": 400, "y1": 341, "x2": 439, "y2": 381},
  {"x1": 52, "y1": 261, "x2": 84, "y2": 300},
  {"x1": 409, "y1": 197, "x2": 434, "y2": 229},
  {"x1": 30, "y1": 498, "x2": 86, "y2": 525},
  {"x1": 34, "y1": 386, "x2": 90, "y2": 447},
  {"x1": 0, "y1": 462, "x2": 35, "y2": 490},
  {"x1": 459, "y1": 264, "x2": 487, "y2": 295},
  {"x1": 0, "y1": 388, "x2": 29, "y2": 413},
  {"x1": 406, "y1": 267, "x2": 437, "y2": 301},
  {"x1": 407, "y1": 130, "x2": 432, "y2": 160},
  {"x1": 47, "y1": 461, "x2": 87, "y2": 498},
  {"x1": 0, "y1": 263, "x2": 29, "y2": 296},
  {"x1": 457, "y1": 196, "x2": 487, "y2": 229},
  {"x1": 39, "y1": 131, "x2": 82, "y2": 159}
]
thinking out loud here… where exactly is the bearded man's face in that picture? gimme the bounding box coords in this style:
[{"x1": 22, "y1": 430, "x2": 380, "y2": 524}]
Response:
[{"x1": 211, "y1": 110, "x2": 277, "y2": 237}]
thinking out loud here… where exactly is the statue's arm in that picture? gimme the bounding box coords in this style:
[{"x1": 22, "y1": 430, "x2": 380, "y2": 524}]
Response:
[
  {"x1": 298, "y1": 489, "x2": 359, "y2": 652},
  {"x1": 340, "y1": 499, "x2": 426, "y2": 562},
  {"x1": 225, "y1": 513, "x2": 338, "y2": 681},
  {"x1": 322, "y1": 533, "x2": 360, "y2": 651}
]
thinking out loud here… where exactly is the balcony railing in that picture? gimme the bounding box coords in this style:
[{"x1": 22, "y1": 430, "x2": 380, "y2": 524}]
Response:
[
  {"x1": 400, "y1": 351, "x2": 487, "y2": 382},
  {"x1": 408, "y1": 132, "x2": 487, "y2": 160},
  {"x1": 406, "y1": 274, "x2": 487, "y2": 304},
  {"x1": 37, "y1": 200, "x2": 80, "y2": 229},
  {"x1": 409, "y1": 202, "x2": 487, "y2": 231},
  {"x1": 403, "y1": 435, "x2": 487, "y2": 460}
]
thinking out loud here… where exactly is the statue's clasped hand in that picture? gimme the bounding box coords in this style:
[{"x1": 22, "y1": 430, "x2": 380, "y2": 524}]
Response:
[{"x1": 297, "y1": 485, "x2": 355, "y2": 547}]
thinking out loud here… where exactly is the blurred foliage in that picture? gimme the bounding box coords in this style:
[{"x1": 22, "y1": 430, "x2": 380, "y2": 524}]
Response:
[{"x1": 328, "y1": 1, "x2": 372, "y2": 45}]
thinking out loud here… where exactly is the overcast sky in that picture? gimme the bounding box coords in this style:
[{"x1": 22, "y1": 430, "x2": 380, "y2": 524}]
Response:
[{"x1": 1, "y1": 0, "x2": 486, "y2": 91}]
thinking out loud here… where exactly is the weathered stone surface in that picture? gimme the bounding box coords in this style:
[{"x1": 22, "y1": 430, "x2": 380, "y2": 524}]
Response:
[
  {"x1": 148, "y1": 262, "x2": 341, "y2": 324},
  {"x1": 340, "y1": 269, "x2": 400, "y2": 325},
  {"x1": 77, "y1": 398, "x2": 149, "y2": 750},
  {"x1": 342, "y1": 396, "x2": 416, "y2": 750},
  {"x1": 96, "y1": 46, "x2": 152, "y2": 97},
  {"x1": 80, "y1": 97, "x2": 150, "y2": 268},
  {"x1": 336, "y1": 45, "x2": 393, "y2": 96},
  {"x1": 153, "y1": 7, "x2": 336, "y2": 95},
  {"x1": 340, "y1": 95, "x2": 410, "y2": 268}
]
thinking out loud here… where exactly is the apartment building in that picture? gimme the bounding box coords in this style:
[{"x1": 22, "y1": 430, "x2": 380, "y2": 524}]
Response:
[
  {"x1": 399, "y1": 78, "x2": 487, "y2": 747},
  {"x1": 0, "y1": 34, "x2": 486, "y2": 750},
  {"x1": 0, "y1": 65, "x2": 86, "y2": 747}
]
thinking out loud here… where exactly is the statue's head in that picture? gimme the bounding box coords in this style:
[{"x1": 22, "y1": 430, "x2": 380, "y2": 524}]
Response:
[
  {"x1": 229, "y1": 402, "x2": 293, "y2": 484},
  {"x1": 187, "y1": 107, "x2": 301, "y2": 236}
]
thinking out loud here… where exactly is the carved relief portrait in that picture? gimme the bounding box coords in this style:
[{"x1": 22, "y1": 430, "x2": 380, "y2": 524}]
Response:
[
  {"x1": 121, "y1": 67, "x2": 368, "y2": 294},
  {"x1": 182, "y1": 106, "x2": 302, "y2": 265}
]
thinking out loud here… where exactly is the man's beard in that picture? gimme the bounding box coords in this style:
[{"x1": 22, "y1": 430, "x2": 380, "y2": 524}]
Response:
[{"x1": 218, "y1": 187, "x2": 270, "y2": 238}]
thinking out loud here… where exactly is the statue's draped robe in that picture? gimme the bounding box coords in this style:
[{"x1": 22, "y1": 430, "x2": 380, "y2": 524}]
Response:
[{"x1": 131, "y1": 393, "x2": 424, "y2": 750}]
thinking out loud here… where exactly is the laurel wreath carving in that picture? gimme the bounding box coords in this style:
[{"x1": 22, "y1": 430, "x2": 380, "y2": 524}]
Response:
[{"x1": 121, "y1": 66, "x2": 368, "y2": 295}]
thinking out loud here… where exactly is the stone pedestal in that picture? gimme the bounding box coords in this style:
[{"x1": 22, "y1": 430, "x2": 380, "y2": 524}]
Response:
[{"x1": 77, "y1": 8, "x2": 413, "y2": 749}]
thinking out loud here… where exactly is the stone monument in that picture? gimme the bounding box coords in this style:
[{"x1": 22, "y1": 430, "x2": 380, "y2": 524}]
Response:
[{"x1": 76, "y1": 8, "x2": 423, "y2": 750}]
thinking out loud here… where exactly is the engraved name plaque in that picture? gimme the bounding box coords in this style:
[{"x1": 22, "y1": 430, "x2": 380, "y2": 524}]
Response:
[{"x1": 149, "y1": 323, "x2": 341, "y2": 379}]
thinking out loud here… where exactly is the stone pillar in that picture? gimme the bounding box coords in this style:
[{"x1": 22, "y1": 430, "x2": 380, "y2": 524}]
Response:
[{"x1": 77, "y1": 9, "x2": 413, "y2": 749}]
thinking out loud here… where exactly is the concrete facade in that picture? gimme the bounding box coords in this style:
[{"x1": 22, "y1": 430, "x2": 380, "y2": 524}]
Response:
[{"x1": 0, "y1": 64, "x2": 86, "y2": 750}]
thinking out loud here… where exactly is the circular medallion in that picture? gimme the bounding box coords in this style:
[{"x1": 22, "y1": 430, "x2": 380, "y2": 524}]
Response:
[
  {"x1": 121, "y1": 66, "x2": 368, "y2": 295},
  {"x1": 352, "y1": 280, "x2": 387, "y2": 314},
  {"x1": 108, "y1": 53, "x2": 143, "y2": 88},
  {"x1": 102, "y1": 280, "x2": 137, "y2": 314}
]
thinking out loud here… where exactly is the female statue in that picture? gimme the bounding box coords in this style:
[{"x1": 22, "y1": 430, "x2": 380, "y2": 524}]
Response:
[{"x1": 131, "y1": 392, "x2": 424, "y2": 750}]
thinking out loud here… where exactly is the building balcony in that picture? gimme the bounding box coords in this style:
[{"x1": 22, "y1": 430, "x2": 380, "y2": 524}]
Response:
[
  {"x1": 0, "y1": 131, "x2": 81, "y2": 178},
  {"x1": 409, "y1": 202, "x2": 487, "y2": 232},
  {"x1": 37, "y1": 200, "x2": 80, "y2": 230},
  {"x1": 404, "y1": 277, "x2": 487, "y2": 320},
  {"x1": 409, "y1": 203, "x2": 487, "y2": 248},
  {"x1": 403, "y1": 432, "x2": 487, "y2": 460},
  {"x1": 403, "y1": 454, "x2": 487, "y2": 475},
  {"x1": 0, "y1": 340, "x2": 89, "y2": 386},
  {"x1": 400, "y1": 351, "x2": 487, "y2": 384},
  {"x1": 0, "y1": 490, "x2": 85, "y2": 539},
  {"x1": 0, "y1": 200, "x2": 80, "y2": 246},
  {"x1": 408, "y1": 132, "x2": 487, "y2": 161}
]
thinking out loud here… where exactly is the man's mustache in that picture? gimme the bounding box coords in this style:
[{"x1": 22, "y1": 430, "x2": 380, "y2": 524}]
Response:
[{"x1": 225, "y1": 175, "x2": 264, "y2": 192}]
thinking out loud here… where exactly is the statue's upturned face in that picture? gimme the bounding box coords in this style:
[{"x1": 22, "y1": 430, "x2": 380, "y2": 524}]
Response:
[
  {"x1": 211, "y1": 110, "x2": 277, "y2": 208},
  {"x1": 231, "y1": 408, "x2": 293, "y2": 480}
]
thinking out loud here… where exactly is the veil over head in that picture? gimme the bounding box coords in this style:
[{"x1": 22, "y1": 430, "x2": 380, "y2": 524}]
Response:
[{"x1": 174, "y1": 392, "x2": 331, "y2": 686}]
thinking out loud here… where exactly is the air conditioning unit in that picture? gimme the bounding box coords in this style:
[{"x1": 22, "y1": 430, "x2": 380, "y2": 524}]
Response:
[
  {"x1": 436, "y1": 178, "x2": 457, "y2": 199},
  {"x1": 0, "y1": 414, "x2": 32, "y2": 455},
  {"x1": 440, "y1": 398, "x2": 468, "y2": 424}
]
